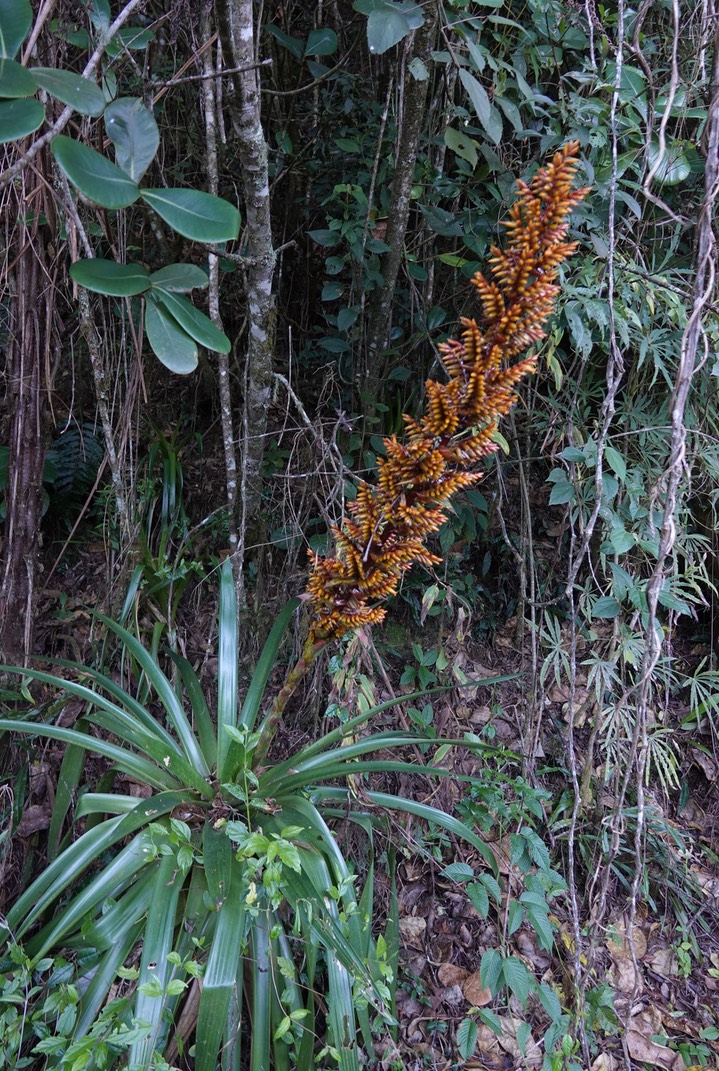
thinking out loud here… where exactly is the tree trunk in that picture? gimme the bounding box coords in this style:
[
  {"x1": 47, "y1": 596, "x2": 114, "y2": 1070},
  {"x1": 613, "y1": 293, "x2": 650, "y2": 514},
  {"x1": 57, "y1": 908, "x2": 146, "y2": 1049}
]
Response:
[
  {"x1": 216, "y1": 0, "x2": 275, "y2": 581},
  {"x1": 363, "y1": 5, "x2": 438, "y2": 410},
  {"x1": 0, "y1": 169, "x2": 50, "y2": 663}
]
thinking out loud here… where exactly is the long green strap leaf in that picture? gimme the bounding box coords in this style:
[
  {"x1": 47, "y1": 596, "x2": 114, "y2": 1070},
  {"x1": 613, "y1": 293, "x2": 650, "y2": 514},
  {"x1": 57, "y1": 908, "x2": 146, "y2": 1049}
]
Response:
[
  {"x1": 238, "y1": 598, "x2": 300, "y2": 731},
  {"x1": 7, "y1": 792, "x2": 187, "y2": 934},
  {"x1": 99, "y1": 615, "x2": 210, "y2": 776},
  {"x1": 26, "y1": 832, "x2": 154, "y2": 962},
  {"x1": 166, "y1": 649, "x2": 217, "y2": 764},
  {"x1": 216, "y1": 558, "x2": 239, "y2": 780},
  {"x1": 317, "y1": 787, "x2": 500, "y2": 876},
  {"x1": 0, "y1": 719, "x2": 180, "y2": 791},
  {"x1": 195, "y1": 852, "x2": 246, "y2": 1071},
  {"x1": 128, "y1": 853, "x2": 185, "y2": 1071}
]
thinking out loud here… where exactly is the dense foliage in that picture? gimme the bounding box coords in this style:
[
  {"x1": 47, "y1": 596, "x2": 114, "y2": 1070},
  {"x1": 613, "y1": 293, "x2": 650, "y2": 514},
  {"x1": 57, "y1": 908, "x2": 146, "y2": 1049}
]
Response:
[{"x1": 1, "y1": 1, "x2": 718, "y2": 1070}]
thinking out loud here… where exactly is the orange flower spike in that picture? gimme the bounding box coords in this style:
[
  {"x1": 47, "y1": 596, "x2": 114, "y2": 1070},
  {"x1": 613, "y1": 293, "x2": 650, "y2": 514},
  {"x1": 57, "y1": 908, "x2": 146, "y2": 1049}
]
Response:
[{"x1": 305, "y1": 142, "x2": 588, "y2": 644}]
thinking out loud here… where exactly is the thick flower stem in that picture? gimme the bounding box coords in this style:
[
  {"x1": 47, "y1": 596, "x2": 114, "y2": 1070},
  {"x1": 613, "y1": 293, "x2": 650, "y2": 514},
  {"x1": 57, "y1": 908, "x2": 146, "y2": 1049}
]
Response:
[{"x1": 253, "y1": 639, "x2": 328, "y2": 765}]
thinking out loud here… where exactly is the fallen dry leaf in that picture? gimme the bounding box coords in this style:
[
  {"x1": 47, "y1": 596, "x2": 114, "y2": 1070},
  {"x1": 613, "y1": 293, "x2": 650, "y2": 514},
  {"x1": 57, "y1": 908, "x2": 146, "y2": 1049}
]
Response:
[
  {"x1": 398, "y1": 916, "x2": 426, "y2": 946},
  {"x1": 606, "y1": 918, "x2": 648, "y2": 959},
  {"x1": 495, "y1": 1016, "x2": 541, "y2": 1066},
  {"x1": 690, "y1": 747, "x2": 717, "y2": 781},
  {"x1": 462, "y1": 970, "x2": 492, "y2": 1006},
  {"x1": 627, "y1": 1009, "x2": 684, "y2": 1070},
  {"x1": 437, "y1": 964, "x2": 469, "y2": 988},
  {"x1": 590, "y1": 1056, "x2": 617, "y2": 1071},
  {"x1": 646, "y1": 945, "x2": 679, "y2": 978}
]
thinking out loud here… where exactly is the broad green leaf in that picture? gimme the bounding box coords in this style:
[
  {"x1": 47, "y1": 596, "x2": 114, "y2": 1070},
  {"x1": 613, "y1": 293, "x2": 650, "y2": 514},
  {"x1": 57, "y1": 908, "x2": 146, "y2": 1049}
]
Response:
[
  {"x1": 501, "y1": 956, "x2": 533, "y2": 1005},
  {"x1": 537, "y1": 981, "x2": 563, "y2": 1023},
  {"x1": 153, "y1": 288, "x2": 231, "y2": 353},
  {"x1": 106, "y1": 26, "x2": 155, "y2": 55},
  {"x1": 604, "y1": 445, "x2": 627, "y2": 482},
  {"x1": 441, "y1": 861, "x2": 474, "y2": 883},
  {"x1": 305, "y1": 27, "x2": 338, "y2": 56},
  {"x1": 150, "y1": 263, "x2": 209, "y2": 292},
  {"x1": 459, "y1": 69, "x2": 490, "y2": 129},
  {"x1": 144, "y1": 298, "x2": 198, "y2": 374},
  {"x1": 592, "y1": 596, "x2": 621, "y2": 619},
  {"x1": 456, "y1": 1018, "x2": 478, "y2": 1059},
  {"x1": 480, "y1": 947, "x2": 502, "y2": 993},
  {"x1": 105, "y1": 96, "x2": 159, "y2": 181},
  {"x1": 70, "y1": 258, "x2": 151, "y2": 296},
  {"x1": 479, "y1": 872, "x2": 502, "y2": 904},
  {"x1": 0, "y1": 96, "x2": 43, "y2": 142},
  {"x1": 308, "y1": 228, "x2": 341, "y2": 247},
  {"x1": 444, "y1": 126, "x2": 478, "y2": 167},
  {"x1": 358, "y1": 0, "x2": 423, "y2": 55},
  {"x1": 140, "y1": 187, "x2": 240, "y2": 242},
  {"x1": 52, "y1": 135, "x2": 140, "y2": 209},
  {"x1": 418, "y1": 202, "x2": 463, "y2": 237},
  {"x1": 0, "y1": 0, "x2": 32, "y2": 59},
  {"x1": 266, "y1": 23, "x2": 304, "y2": 61},
  {"x1": 524, "y1": 905, "x2": 554, "y2": 951},
  {"x1": 0, "y1": 57, "x2": 36, "y2": 97},
  {"x1": 507, "y1": 899, "x2": 524, "y2": 935},
  {"x1": 32, "y1": 68, "x2": 105, "y2": 116},
  {"x1": 467, "y1": 881, "x2": 489, "y2": 918}
]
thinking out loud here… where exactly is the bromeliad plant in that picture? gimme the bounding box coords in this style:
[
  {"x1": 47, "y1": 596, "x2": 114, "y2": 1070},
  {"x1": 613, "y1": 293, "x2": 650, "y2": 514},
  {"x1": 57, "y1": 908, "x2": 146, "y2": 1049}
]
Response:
[
  {"x1": 0, "y1": 145, "x2": 587, "y2": 1070},
  {"x1": 0, "y1": 561, "x2": 507, "y2": 1071}
]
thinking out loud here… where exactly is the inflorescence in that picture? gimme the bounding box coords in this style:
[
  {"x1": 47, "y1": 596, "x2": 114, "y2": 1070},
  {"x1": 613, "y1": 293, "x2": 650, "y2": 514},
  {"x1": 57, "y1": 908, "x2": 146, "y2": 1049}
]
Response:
[{"x1": 306, "y1": 143, "x2": 589, "y2": 643}]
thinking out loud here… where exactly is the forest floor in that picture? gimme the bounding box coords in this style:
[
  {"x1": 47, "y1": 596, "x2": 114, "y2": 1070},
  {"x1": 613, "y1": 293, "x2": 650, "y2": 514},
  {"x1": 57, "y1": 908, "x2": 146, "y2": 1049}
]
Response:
[{"x1": 4, "y1": 530, "x2": 719, "y2": 1071}]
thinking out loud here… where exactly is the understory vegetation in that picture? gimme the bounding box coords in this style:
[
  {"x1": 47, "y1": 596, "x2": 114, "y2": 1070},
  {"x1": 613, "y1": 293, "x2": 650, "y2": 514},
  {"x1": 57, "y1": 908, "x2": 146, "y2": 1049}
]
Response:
[{"x1": 0, "y1": 1, "x2": 718, "y2": 1070}]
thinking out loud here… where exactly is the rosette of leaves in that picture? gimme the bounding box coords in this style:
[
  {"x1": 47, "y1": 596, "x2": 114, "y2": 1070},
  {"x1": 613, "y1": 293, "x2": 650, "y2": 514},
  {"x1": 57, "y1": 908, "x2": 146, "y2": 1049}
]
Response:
[
  {"x1": 0, "y1": 562, "x2": 505, "y2": 1071},
  {"x1": 0, "y1": 1, "x2": 240, "y2": 374}
]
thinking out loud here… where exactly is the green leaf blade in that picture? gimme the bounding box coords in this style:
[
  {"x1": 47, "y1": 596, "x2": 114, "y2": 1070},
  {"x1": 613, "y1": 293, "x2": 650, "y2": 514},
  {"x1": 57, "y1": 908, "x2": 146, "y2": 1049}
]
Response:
[
  {"x1": 0, "y1": 97, "x2": 43, "y2": 142},
  {"x1": 145, "y1": 298, "x2": 198, "y2": 374},
  {"x1": 0, "y1": 0, "x2": 32, "y2": 59},
  {"x1": 52, "y1": 135, "x2": 140, "y2": 209},
  {"x1": 32, "y1": 68, "x2": 106, "y2": 116},
  {"x1": 105, "y1": 96, "x2": 160, "y2": 181},
  {"x1": 0, "y1": 56, "x2": 37, "y2": 97},
  {"x1": 70, "y1": 258, "x2": 151, "y2": 296},
  {"x1": 153, "y1": 288, "x2": 231, "y2": 353},
  {"x1": 149, "y1": 263, "x2": 209, "y2": 292},
  {"x1": 140, "y1": 187, "x2": 241, "y2": 242}
]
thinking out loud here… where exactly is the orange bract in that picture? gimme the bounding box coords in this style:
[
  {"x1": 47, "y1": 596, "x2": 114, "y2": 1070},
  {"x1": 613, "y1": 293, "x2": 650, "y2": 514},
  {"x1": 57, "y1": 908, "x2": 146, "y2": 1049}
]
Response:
[{"x1": 306, "y1": 142, "x2": 589, "y2": 643}]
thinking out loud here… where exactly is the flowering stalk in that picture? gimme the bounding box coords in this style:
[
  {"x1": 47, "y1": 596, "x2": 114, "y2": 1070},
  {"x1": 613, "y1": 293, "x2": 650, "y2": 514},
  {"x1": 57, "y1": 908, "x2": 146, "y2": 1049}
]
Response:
[
  {"x1": 254, "y1": 143, "x2": 588, "y2": 761},
  {"x1": 306, "y1": 142, "x2": 588, "y2": 643}
]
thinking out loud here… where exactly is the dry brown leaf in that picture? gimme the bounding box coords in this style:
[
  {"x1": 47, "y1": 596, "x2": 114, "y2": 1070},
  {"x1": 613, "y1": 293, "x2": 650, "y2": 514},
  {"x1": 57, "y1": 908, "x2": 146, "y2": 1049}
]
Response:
[
  {"x1": 462, "y1": 970, "x2": 492, "y2": 1006},
  {"x1": 627, "y1": 1027, "x2": 682, "y2": 1069},
  {"x1": 437, "y1": 964, "x2": 469, "y2": 988},
  {"x1": 475, "y1": 1024, "x2": 501, "y2": 1055},
  {"x1": 690, "y1": 747, "x2": 717, "y2": 781},
  {"x1": 495, "y1": 1016, "x2": 541, "y2": 1066},
  {"x1": 399, "y1": 916, "x2": 426, "y2": 946},
  {"x1": 646, "y1": 946, "x2": 679, "y2": 978},
  {"x1": 606, "y1": 918, "x2": 648, "y2": 959},
  {"x1": 16, "y1": 803, "x2": 51, "y2": 837},
  {"x1": 626, "y1": 1009, "x2": 685, "y2": 1070},
  {"x1": 590, "y1": 1056, "x2": 617, "y2": 1071}
]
